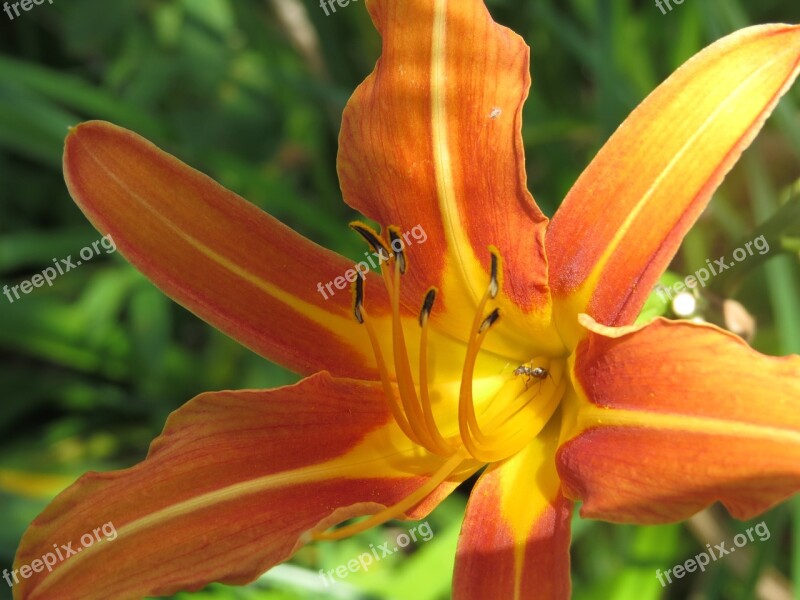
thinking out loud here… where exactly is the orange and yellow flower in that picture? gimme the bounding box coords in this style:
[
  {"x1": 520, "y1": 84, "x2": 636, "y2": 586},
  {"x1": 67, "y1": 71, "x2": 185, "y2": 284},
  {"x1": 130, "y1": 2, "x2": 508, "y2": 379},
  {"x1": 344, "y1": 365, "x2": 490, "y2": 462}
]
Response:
[{"x1": 13, "y1": 1, "x2": 800, "y2": 598}]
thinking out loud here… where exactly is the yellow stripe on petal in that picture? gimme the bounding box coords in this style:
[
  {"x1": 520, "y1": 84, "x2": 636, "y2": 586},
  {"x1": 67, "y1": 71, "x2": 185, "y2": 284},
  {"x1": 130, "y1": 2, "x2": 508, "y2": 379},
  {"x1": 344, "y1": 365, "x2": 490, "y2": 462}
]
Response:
[
  {"x1": 558, "y1": 317, "x2": 800, "y2": 523},
  {"x1": 430, "y1": 0, "x2": 486, "y2": 308},
  {"x1": 454, "y1": 418, "x2": 572, "y2": 600},
  {"x1": 342, "y1": 0, "x2": 557, "y2": 359},
  {"x1": 65, "y1": 121, "x2": 381, "y2": 378},
  {"x1": 14, "y1": 375, "x2": 465, "y2": 600},
  {"x1": 547, "y1": 24, "x2": 800, "y2": 346}
]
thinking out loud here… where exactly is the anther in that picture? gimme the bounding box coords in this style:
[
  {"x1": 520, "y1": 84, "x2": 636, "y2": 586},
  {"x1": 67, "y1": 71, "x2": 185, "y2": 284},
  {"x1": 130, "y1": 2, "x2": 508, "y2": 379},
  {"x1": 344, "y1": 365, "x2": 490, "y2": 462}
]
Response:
[
  {"x1": 417, "y1": 286, "x2": 452, "y2": 456},
  {"x1": 488, "y1": 251, "x2": 499, "y2": 299},
  {"x1": 353, "y1": 273, "x2": 365, "y2": 324},
  {"x1": 350, "y1": 221, "x2": 391, "y2": 262},
  {"x1": 387, "y1": 227, "x2": 407, "y2": 274},
  {"x1": 479, "y1": 308, "x2": 501, "y2": 334},
  {"x1": 419, "y1": 288, "x2": 437, "y2": 326}
]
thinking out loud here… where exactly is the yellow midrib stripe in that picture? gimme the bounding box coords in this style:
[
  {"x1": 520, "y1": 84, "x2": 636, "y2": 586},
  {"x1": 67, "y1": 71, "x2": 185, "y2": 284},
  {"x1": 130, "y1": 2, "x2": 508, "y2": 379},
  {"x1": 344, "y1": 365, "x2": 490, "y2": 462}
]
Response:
[
  {"x1": 577, "y1": 406, "x2": 800, "y2": 446},
  {"x1": 32, "y1": 451, "x2": 418, "y2": 595},
  {"x1": 583, "y1": 55, "x2": 782, "y2": 297},
  {"x1": 431, "y1": 0, "x2": 482, "y2": 307},
  {"x1": 80, "y1": 141, "x2": 370, "y2": 364}
]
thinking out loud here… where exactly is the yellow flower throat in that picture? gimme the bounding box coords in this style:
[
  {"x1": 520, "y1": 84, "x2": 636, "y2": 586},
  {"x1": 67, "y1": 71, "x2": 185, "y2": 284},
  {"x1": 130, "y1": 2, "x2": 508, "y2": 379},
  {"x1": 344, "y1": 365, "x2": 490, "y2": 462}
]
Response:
[{"x1": 313, "y1": 222, "x2": 567, "y2": 542}]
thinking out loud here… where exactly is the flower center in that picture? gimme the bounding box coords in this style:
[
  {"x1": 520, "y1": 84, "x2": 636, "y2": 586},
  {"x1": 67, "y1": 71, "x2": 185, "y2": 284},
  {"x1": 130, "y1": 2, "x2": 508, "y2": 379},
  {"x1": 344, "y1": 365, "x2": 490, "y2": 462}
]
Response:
[
  {"x1": 312, "y1": 222, "x2": 565, "y2": 542},
  {"x1": 349, "y1": 221, "x2": 566, "y2": 456}
]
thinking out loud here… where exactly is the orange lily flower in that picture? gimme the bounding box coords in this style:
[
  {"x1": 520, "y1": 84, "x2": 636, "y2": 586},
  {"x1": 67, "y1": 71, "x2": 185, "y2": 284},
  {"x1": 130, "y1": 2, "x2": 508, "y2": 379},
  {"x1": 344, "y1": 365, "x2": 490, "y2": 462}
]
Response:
[{"x1": 13, "y1": 1, "x2": 800, "y2": 599}]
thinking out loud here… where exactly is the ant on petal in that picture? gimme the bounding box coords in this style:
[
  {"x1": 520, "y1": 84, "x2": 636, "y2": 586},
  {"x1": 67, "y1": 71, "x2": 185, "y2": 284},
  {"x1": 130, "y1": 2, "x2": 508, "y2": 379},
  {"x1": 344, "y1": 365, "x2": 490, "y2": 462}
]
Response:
[{"x1": 513, "y1": 362, "x2": 551, "y2": 388}]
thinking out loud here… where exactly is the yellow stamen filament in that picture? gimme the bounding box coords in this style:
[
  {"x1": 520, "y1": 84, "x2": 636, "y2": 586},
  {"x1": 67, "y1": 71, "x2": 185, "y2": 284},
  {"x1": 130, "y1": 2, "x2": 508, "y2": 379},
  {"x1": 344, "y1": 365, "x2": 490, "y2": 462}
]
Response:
[
  {"x1": 360, "y1": 303, "x2": 420, "y2": 445},
  {"x1": 453, "y1": 252, "x2": 564, "y2": 462},
  {"x1": 467, "y1": 377, "x2": 567, "y2": 463},
  {"x1": 382, "y1": 258, "x2": 440, "y2": 453},
  {"x1": 478, "y1": 358, "x2": 554, "y2": 428},
  {"x1": 312, "y1": 452, "x2": 466, "y2": 541},
  {"x1": 458, "y1": 321, "x2": 494, "y2": 458},
  {"x1": 458, "y1": 283, "x2": 496, "y2": 446},
  {"x1": 346, "y1": 223, "x2": 566, "y2": 494},
  {"x1": 418, "y1": 289, "x2": 454, "y2": 456},
  {"x1": 357, "y1": 239, "x2": 453, "y2": 457},
  {"x1": 333, "y1": 227, "x2": 567, "y2": 543}
]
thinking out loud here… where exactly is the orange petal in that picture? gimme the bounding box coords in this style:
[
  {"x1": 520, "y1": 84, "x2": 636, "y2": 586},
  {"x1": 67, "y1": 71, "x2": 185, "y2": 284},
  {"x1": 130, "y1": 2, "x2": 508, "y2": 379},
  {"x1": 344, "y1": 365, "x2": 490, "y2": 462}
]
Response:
[
  {"x1": 340, "y1": 0, "x2": 553, "y2": 352},
  {"x1": 64, "y1": 121, "x2": 381, "y2": 378},
  {"x1": 454, "y1": 421, "x2": 572, "y2": 599},
  {"x1": 558, "y1": 316, "x2": 800, "y2": 524},
  {"x1": 546, "y1": 25, "x2": 800, "y2": 342},
  {"x1": 13, "y1": 374, "x2": 464, "y2": 600}
]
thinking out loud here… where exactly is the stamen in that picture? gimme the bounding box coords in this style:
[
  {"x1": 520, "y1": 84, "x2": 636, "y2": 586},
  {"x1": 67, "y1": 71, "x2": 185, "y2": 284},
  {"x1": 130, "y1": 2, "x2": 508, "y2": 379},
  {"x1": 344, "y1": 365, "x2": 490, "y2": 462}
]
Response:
[
  {"x1": 350, "y1": 221, "x2": 391, "y2": 263},
  {"x1": 349, "y1": 222, "x2": 437, "y2": 450},
  {"x1": 385, "y1": 248, "x2": 439, "y2": 453},
  {"x1": 352, "y1": 277, "x2": 419, "y2": 445},
  {"x1": 348, "y1": 227, "x2": 560, "y2": 468},
  {"x1": 418, "y1": 288, "x2": 454, "y2": 456},
  {"x1": 479, "y1": 307, "x2": 501, "y2": 333},
  {"x1": 353, "y1": 272, "x2": 365, "y2": 324},
  {"x1": 419, "y1": 288, "x2": 436, "y2": 327},
  {"x1": 458, "y1": 308, "x2": 501, "y2": 457},
  {"x1": 312, "y1": 452, "x2": 466, "y2": 542},
  {"x1": 387, "y1": 227, "x2": 407, "y2": 274},
  {"x1": 458, "y1": 252, "x2": 501, "y2": 447},
  {"x1": 488, "y1": 251, "x2": 499, "y2": 299}
]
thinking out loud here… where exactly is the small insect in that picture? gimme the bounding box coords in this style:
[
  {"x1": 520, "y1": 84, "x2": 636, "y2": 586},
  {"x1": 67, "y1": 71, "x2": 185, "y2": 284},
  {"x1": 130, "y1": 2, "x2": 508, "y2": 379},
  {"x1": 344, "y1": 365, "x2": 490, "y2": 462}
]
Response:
[{"x1": 513, "y1": 363, "x2": 549, "y2": 384}]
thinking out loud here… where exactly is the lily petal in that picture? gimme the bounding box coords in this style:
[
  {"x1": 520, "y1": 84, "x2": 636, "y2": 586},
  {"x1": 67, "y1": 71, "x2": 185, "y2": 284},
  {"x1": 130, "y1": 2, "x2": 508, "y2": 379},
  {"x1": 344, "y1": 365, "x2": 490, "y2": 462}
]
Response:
[
  {"x1": 453, "y1": 421, "x2": 572, "y2": 599},
  {"x1": 558, "y1": 316, "x2": 800, "y2": 523},
  {"x1": 13, "y1": 374, "x2": 466, "y2": 600},
  {"x1": 546, "y1": 24, "x2": 800, "y2": 343},
  {"x1": 64, "y1": 121, "x2": 381, "y2": 378},
  {"x1": 340, "y1": 0, "x2": 555, "y2": 356}
]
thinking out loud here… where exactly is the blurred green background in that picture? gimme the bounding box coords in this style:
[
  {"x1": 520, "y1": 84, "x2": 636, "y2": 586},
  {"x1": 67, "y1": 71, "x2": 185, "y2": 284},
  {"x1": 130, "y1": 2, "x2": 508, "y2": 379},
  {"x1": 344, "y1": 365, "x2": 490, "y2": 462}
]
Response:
[{"x1": 1, "y1": 0, "x2": 800, "y2": 599}]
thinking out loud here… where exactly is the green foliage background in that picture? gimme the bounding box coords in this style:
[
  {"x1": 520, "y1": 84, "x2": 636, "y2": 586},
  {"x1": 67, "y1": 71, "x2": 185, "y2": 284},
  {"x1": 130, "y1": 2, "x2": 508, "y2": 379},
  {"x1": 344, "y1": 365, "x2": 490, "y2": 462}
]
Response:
[{"x1": 1, "y1": 0, "x2": 800, "y2": 598}]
